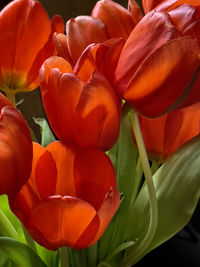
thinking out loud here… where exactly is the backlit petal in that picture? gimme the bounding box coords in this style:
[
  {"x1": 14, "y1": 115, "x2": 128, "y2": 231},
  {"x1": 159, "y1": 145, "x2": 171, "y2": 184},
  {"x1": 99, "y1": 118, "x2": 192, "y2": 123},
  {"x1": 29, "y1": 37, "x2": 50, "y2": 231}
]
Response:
[
  {"x1": 0, "y1": 102, "x2": 32, "y2": 196},
  {"x1": 114, "y1": 10, "x2": 179, "y2": 98},
  {"x1": 67, "y1": 16, "x2": 108, "y2": 64},
  {"x1": 92, "y1": 0, "x2": 135, "y2": 40},
  {"x1": 75, "y1": 71, "x2": 121, "y2": 150},
  {"x1": 0, "y1": 0, "x2": 51, "y2": 87},
  {"x1": 46, "y1": 141, "x2": 77, "y2": 197},
  {"x1": 124, "y1": 37, "x2": 200, "y2": 117},
  {"x1": 29, "y1": 196, "x2": 98, "y2": 250},
  {"x1": 74, "y1": 149, "x2": 117, "y2": 210}
]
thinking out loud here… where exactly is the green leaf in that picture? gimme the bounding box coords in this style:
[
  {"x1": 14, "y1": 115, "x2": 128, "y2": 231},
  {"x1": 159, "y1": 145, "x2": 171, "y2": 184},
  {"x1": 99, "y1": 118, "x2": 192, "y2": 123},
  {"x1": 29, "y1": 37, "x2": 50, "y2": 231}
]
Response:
[
  {"x1": 33, "y1": 117, "x2": 55, "y2": 146},
  {"x1": 98, "y1": 114, "x2": 138, "y2": 265},
  {"x1": 0, "y1": 195, "x2": 24, "y2": 243},
  {"x1": 0, "y1": 209, "x2": 18, "y2": 239},
  {"x1": 126, "y1": 136, "x2": 200, "y2": 264},
  {"x1": 0, "y1": 237, "x2": 47, "y2": 267}
]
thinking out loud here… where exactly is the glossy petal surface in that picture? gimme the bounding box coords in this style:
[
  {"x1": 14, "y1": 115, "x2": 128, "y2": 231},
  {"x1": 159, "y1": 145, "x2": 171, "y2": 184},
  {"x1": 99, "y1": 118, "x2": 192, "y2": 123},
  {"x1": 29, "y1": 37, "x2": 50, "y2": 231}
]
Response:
[
  {"x1": 67, "y1": 16, "x2": 108, "y2": 64},
  {"x1": 0, "y1": 0, "x2": 51, "y2": 91},
  {"x1": 139, "y1": 103, "x2": 200, "y2": 160},
  {"x1": 0, "y1": 94, "x2": 32, "y2": 196},
  {"x1": 92, "y1": 0, "x2": 135, "y2": 40},
  {"x1": 124, "y1": 37, "x2": 200, "y2": 117},
  {"x1": 114, "y1": 10, "x2": 179, "y2": 98},
  {"x1": 29, "y1": 196, "x2": 98, "y2": 249}
]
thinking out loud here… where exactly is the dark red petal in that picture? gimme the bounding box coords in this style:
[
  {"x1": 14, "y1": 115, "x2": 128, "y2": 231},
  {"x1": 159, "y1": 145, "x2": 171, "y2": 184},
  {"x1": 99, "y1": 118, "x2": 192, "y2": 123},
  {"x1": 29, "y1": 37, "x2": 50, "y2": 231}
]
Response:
[
  {"x1": 114, "y1": 10, "x2": 179, "y2": 98},
  {"x1": 124, "y1": 37, "x2": 200, "y2": 117},
  {"x1": 0, "y1": 104, "x2": 32, "y2": 196}
]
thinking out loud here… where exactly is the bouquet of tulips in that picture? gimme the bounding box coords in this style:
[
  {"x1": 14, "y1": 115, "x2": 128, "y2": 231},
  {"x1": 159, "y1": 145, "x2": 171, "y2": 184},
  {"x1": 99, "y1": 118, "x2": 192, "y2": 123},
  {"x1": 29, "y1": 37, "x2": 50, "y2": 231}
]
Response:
[{"x1": 0, "y1": 0, "x2": 200, "y2": 266}]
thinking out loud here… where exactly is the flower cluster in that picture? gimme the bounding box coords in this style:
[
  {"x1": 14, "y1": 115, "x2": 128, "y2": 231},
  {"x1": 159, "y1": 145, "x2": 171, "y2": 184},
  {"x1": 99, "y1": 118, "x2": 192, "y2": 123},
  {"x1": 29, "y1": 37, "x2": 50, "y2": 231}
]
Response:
[{"x1": 0, "y1": 0, "x2": 200, "y2": 266}]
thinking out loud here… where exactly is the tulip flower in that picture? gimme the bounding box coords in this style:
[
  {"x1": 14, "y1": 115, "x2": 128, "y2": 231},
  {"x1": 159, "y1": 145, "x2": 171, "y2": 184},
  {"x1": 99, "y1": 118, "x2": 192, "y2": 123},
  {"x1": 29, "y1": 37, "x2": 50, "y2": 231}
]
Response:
[
  {"x1": 138, "y1": 102, "x2": 200, "y2": 161},
  {"x1": 54, "y1": 0, "x2": 142, "y2": 66},
  {"x1": 39, "y1": 55, "x2": 121, "y2": 151},
  {"x1": 0, "y1": 0, "x2": 64, "y2": 99},
  {"x1": 0, "y1": 92, "x2": 32, "y2": 196},
  {"x1": 114, "y1": 7, "x2": 200, "y2": 117},
  {"x1": 9, "y1": 141, "x2": 119, "y2": 250}
]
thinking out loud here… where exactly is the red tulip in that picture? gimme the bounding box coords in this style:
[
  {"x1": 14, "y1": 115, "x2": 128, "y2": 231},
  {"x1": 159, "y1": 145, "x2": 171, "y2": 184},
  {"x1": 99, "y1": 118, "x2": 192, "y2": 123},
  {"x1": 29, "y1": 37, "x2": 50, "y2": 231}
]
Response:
[
  {"x1": 0, "y1": 93, "x2": 32, "y2": 196},
  {"x1": 138, "y1": 103, "x2": 200, "y2": 161},
  {"x1": 9, "y1": 141, "x2": 119, "y2": 250},
  {"x1": 54, "y1": 0, "x2": 142, "y2": 66},
  {"x1": 0, "y1": 0, "x2": 64, "y2": 94},
  {"x1": 39, "y1": 56, "x2": 121, "y2": 151},
  {"x1": 114, "y1": 7, "x2": 200, "y2": 117}
]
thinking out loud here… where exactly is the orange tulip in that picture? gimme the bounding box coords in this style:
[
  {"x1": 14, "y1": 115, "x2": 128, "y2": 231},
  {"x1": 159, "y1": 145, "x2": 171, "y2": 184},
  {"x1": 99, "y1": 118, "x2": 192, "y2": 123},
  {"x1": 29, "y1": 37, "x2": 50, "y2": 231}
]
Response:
[
  {"x1": 54, "y1": 0, "x2": 142, "y2": 66},
  {"x1": 138, "y1": 103, "x2": 200, "y2": 161},
  {"x1": 0, "y1": 0, "x2": 64, "y2": 95},
  {"x1": 39, "y1": 55, "x2": 121, "y2": 151},
  {"x1": 114, "y1": 7, "x2": 200, "y2": 117},
  {"x1": 9, "y1": 141, "x2": 119, "y2": 250},
  {"x1": 0, "y1": 92, "x2": 32, "y2": 196}
]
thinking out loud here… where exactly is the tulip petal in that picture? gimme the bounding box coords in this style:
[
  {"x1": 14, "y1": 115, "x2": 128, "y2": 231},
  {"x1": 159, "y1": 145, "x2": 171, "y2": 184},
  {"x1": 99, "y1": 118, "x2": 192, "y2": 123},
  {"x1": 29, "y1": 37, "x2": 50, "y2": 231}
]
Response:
[
  {"x1": 89, "y1": 186, "x2": 120, "y2": 246},
  {"x1": 54, "y1": 33, "x2": 73, "y2": 64},
  {"x1": 142, "y1": 0, "x2": 165, "y2": 13},
  {"x1": 29, "y1": 196, "x2": 98, "y2": 250},
  {"x1": 25, "y1": 15, "x2": 65, "y2": 90},
  {"x1": 124, "y1": 37, "x2": 200, "y2": 117},
  {"x1": 9, "y1": 142, "x2": 44, "y2": 225},
  {"x1": 114, "y1": 10, "x2": 179, "y2": 98},
  {"x1": 40, "y1": 66, "x2": 83, "y2": 142},
  {"x1": 75, "y1": 71, "x2": 121, "y2": 150},
  {"x1": 128, "y1": 0, "x2": 143, "y2": 24},
  {"x1": 34, "y1": 150, "x2": 57, "y2": 199},
  {"x1": 169, "y1": 4, "x2": 200, "y2": 41},
  {"x1": 0, "y1": 0, "x2": 51, "y2": 91},
  {"x1": 67, "y1": 16, "x2": 109, "y2": 64},
  {"x1": 92, "y1": 0, "x2": 135, "y2": 40},
  {"x1": 46, "y1": 141, "x2": 77, "y2": 197},
  {"x1": 0, "y1": 104, "x2": 32, "y2": 196},
  {"x1": 40, "y1": 56, "x2": 72, "y2": 84},
  {"x1": 74, "y1": 38, "x2": 124, "y2": 84},
  {"x1": 155, "y1": 0, "x2": 200, "y2": 13},
  {"x1": 74, "y1": 149, "x2": 117, "y2": 211}
]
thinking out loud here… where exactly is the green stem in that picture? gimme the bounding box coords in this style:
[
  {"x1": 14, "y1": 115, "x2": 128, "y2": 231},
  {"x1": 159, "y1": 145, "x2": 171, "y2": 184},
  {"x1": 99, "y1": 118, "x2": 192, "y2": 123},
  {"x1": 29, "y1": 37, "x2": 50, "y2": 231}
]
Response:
[
  {"x1": 21, "y1": 223, "x2": 36, "y2": 252},
  {"x1": 125, "y1": 111, "x2": 158, "y2": 266},
  {"x1": 129, "y1": 158, "x2": 143, "y2": 212},
  {"x1": 5, "y1": 90, "x2": 16, "y2": 106},
  {"x1": 60, "y1": 247, "x2": 70, "y2": 267}
]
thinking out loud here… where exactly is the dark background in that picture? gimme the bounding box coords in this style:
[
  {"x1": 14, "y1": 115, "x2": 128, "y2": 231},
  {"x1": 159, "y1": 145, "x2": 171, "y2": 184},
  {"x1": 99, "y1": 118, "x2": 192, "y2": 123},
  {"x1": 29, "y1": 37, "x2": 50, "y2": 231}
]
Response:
[{"x1": 1, "y1": 0, "x2": 200, "y2": 266}]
